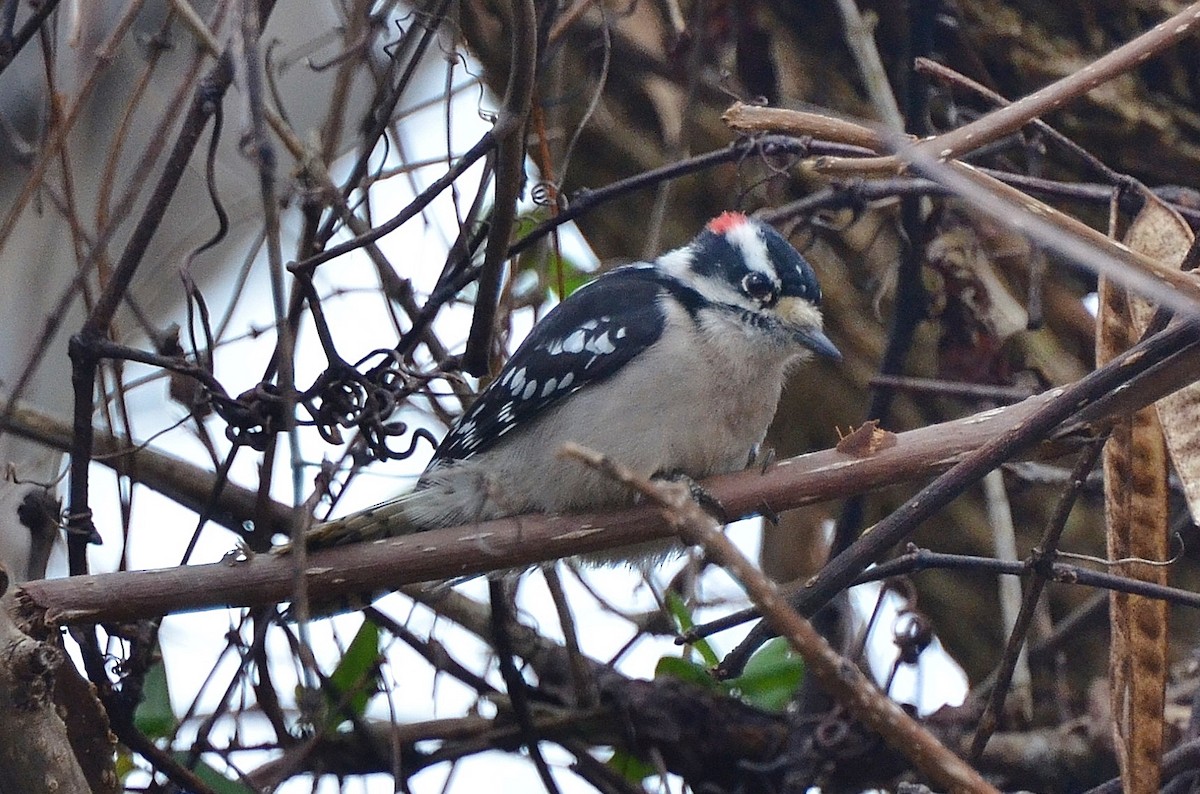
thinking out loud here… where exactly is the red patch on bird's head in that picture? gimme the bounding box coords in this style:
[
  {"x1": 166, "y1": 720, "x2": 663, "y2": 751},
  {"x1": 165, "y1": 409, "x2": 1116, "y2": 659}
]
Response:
[{"x1": 706, "y1": 211, "x2": 748, "y2": 235}]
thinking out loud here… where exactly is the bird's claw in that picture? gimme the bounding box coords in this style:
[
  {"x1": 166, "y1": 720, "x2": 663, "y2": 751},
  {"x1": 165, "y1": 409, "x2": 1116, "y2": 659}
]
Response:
[{"x1": 653, "y1": 471, "x2": 730, "y2": 524}]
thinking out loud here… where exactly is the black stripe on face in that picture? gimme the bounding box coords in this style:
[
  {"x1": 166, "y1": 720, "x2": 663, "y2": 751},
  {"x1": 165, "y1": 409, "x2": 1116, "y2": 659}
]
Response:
[
  {"x1": 687, "y1": 228, "x2": 747, "y2": 281},
  {"x1": 690, "y1": 220, "x2": 823, "y2": 308}
]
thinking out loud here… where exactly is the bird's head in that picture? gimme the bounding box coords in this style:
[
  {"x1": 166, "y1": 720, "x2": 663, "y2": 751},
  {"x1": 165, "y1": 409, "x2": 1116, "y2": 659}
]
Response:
[{"x1": 659, "y1": 211, "x2": 841, "y2": 361}]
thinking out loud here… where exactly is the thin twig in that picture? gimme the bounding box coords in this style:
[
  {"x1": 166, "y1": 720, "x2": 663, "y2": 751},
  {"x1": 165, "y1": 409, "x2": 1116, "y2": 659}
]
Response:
[
  {"x1": 312, "y1": 0, "x2": 457, "y2": 250},
  {"x1": 867, "y1": 375, "x2": 1034, "y2": 404},
  {"x1": 969, "y1": 437, "x2": 1108, "y2": 759},
  {"x1": 823, "y1": 2, "x2": 1200, "y2": 173},
  {"x1": 717, "y1": 316, "x2": 1200, "y2": 677},
  {"x1": 859, "y1": 549, "x2": 1200, "y2": 610},
  {"x1": 727, "y1": 104, "x2": 1200, "y2": 315},
  {"x1": 0, "y1": 1, "x2": 147, "y2": 253},
  {"x1": 913, "y1": 57, "x2": 1124, "y2": 184},
  {"x1": 901, "y1": 151, "x2": 1200, "y2": 316},
  {"x1": 758, "y1": 169, "x2": 1200, "y2": 226},
  {"x1": 365, "y1": 606, "x2": 498, "y2": 696},
  {"x1": 982, "y1": 468, "x2": 1032, "y2": 722},
  {"x1": 489, "y1": 579, "x2": 563, "y2": 794},
  {"x1": 289, "y1": 132, "x2": 496, "y2": 274},
  {"x1": 834, "y1": 0, "x2": 904, "y2": 131},
  {"x1": 561, "y1": 442, "x2": 997, "y2": 793},
  {"x1": 542, "y1": 566, "x2": 597, "y2": 706},
  {"x1": 0, "y1": 0, "x2": 62, "y2": 73},
  {"x1": 463, "y1": 0, "x2": 538, "y2": 376}
]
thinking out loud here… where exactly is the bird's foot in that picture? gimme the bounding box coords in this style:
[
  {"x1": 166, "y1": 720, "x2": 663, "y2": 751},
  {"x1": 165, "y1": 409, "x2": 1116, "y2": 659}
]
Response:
[{"x1": 652, "y1": 471, "x2": 729, "y2": 524}]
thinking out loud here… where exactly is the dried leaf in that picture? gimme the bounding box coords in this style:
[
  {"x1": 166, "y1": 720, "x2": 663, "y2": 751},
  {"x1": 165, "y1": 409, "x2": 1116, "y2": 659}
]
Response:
[
  {"x1": 1099, "y1": 190, "x2": 1185, "y2": 794},
  {"x1": 835, "y1": 420, "x2": 898, "y2": 458},
  {"x1": 925, "y1": 213, "x2": 1028, "y2": 384},
  {"x1": 1125, "y1": 192, "x2": 1200, "y2": 525}
]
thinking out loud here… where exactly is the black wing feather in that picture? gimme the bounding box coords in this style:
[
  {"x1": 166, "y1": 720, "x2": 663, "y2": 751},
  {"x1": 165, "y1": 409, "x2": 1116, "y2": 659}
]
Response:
[{"x1": 431, "y1": 266, "x2": 677, "y2": 465}]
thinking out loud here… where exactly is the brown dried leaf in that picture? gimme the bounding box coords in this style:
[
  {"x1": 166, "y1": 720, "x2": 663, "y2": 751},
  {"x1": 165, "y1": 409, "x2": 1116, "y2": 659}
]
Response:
[
  {"x1": 1098, "y1": 189, "x2": 1186, "y2": 794},
  {"x1": 835, "y1": 420, "x2": 898, "y2": 458},
  {"x1": 925, "y1": 213, "x2": 1029, "y2": 385},
  {"x1": 1125, "y1": 191, "x2": 1200, "y2": 525}
]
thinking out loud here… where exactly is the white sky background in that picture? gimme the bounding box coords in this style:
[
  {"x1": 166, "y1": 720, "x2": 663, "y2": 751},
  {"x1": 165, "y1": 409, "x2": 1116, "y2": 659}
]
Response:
[{"x1": 65, "y1": 26, "x2": 969, "y2": 794}]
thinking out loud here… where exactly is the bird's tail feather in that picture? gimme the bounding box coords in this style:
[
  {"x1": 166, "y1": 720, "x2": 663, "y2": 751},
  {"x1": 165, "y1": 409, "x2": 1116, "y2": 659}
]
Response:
[{"x1": 279, "y1": 491, "x2": 423, "y2": 552}]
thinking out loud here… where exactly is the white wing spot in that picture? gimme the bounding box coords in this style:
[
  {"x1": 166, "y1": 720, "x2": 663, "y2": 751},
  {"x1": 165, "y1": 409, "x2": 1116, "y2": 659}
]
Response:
[
  {"x1": 510, "y1": 367, "x2": 527, "y2": 394},
  {"x1": 563, "y1": 330, "x2": 586, "y2": 353},
  {"x1": 522, "y1": 381, "x2": 537, "y2": 400},
  {"x1": 559, "y1": 371, "x2": 574, "y2": 390},
  {"x1": 585, "y1": 331, "x2": 616, "y2": 354},
  {"x1": 541, "y1": 378, "x2": 557, "y2": 397}
]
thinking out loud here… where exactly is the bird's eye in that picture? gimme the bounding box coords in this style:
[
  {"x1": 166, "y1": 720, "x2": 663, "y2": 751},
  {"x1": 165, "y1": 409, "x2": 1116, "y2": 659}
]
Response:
[{"x1": 741, "y1": 271, "x2": 777, "y2": 305}]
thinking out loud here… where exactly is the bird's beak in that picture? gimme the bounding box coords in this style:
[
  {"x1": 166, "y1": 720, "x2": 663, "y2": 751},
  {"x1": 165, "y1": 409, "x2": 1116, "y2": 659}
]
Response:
[
  {"x1": 775, "y1": 296, "x2": 841, "y2": 360},
  {"x1": 795, "y1": 327, "x2": 841, "y2": 360}
]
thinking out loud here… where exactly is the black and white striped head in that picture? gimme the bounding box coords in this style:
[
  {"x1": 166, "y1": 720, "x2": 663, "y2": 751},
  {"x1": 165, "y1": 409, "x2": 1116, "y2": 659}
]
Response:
[{"x1": 659, "y1": 212, "x2": 840, "y2": 359}]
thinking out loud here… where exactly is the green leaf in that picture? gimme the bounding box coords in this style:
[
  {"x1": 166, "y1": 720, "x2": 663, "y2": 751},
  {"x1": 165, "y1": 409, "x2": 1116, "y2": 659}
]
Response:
[
  {"x1": 607, "y1": 748, "x2": 655, "y2": 784},
  {"x1": 172, "y1": 755, "x2": 255, "y2": 794},
  {"x1": 510, "y1": 209, "x2": 595, "y2": 300},
  {"x1": 653, "y1": 655, "x2": 719, "y2": 690},
  {"x1": 326, "y1": 619, "x2": 381, "y2": 723},
  {"x1": 725, "y1": 637, "x2": 806, "y2": 712},
  {"x1": 663, "y1": 591, "x2": 719, "y2": 667},
  {"x1": 133, "y1": 660, "x2": 176, "y2": 740},
  {"x1": 114, "y1": 749, "x2": 136, "y2": 781},
  {"x1": 556, "y1": 264, "x2": 593, "y2": 298},
  {"x1": 194, "y1": 760, "x2": 255, "y2": 793}
]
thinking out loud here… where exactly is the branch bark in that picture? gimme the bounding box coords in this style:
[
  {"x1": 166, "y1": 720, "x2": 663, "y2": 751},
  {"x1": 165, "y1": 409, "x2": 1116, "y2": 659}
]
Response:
[
  {"x1": 0, "y1": 585, "x2": 100, "y2": 793},
  {"x1": 5, "y1": 385, "x2": 1114, "y2": 625}
]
